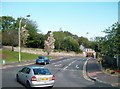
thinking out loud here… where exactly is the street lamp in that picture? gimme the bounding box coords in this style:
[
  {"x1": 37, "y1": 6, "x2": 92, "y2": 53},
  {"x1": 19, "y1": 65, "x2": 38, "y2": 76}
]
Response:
[{"x1": 18, "y1": 15, "x2": 30, "y2": 62}]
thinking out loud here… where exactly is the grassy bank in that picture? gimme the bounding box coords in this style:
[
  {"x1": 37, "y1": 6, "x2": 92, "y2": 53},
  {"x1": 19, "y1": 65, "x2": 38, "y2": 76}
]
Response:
[{"x1": 2, "y1": 50, "x2": 40, "y2": 64}]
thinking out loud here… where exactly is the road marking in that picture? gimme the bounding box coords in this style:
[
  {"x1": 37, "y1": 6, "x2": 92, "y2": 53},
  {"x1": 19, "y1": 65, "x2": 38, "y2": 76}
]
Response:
[
  {"x1": 76, "y1": 65, "x2": 79, "y2": 69},
  {"x1": 63, "y1": 60, "x2": 76, "y2": 70},
  {"x1": 54, "y1": 64, "x2": 62, "y2": 67},
  {"x1": 48, "y1": 67, "x2": 78, "y2": 72},
  {"x1": 62, "y1": 69, "x2": 77, "y2": 72},
  {"x1": 57, "y1": 61, "x2": 62, "y2": 63},
  {"x1": 63, "y1": 60, "x2": 66, "y2": 62}
]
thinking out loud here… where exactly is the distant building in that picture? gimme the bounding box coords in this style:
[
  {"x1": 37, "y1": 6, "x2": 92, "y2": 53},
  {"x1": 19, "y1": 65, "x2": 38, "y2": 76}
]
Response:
[
  {"x1": 80, "y1": 44, "x2": 85, "y2": 51},
  {"x1": 80, "y1": 44, "x2": 96, "y2": 58}
]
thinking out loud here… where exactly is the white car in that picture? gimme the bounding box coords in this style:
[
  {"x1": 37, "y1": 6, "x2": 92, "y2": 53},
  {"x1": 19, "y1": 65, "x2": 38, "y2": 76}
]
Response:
[{"x1": 16, "y1": 66, "x2": 55, "y2": 88}]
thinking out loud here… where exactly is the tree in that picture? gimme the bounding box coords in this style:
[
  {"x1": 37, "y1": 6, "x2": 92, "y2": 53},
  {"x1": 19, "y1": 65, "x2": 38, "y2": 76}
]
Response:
[
  {"x1": 44, "y1": 31, "x2": 55, "y2": 55},
  {"x1": 1, "y1": 16, "x2": 18, "y2": 51},
  {"x1": 53, "y1": 31, "x2": 65, "y2": 51},
  {"x1": 1, "y1": 16, "x2": 40, "y2": 49},
  {"x1": 24, "y1": 19, "x2": 41, "y2": 48},
  {"x1": 95, "y1": 22, "x2": 120, "y2": 69},
  {"x1": 61, "y1": 36, "x2": 81, "y2": 53},
  {"x1": 78, "y1": 36, "x2": 90, "y2": 48},
  {"x1": 1, "y1": 16, "x2": 16, "y2": 31}
]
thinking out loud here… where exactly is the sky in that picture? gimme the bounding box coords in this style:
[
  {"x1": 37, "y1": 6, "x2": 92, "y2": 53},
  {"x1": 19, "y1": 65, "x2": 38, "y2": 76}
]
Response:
[{"x1": 1, "y1": 1, "x2": 119, "y2": 40}]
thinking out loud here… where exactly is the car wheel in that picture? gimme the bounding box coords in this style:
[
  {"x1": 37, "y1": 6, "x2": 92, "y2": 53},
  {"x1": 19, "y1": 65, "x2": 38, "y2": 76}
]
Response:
[
  {"x1": 44, "y1": 62, "x2": 46, "y2": 65},
  {"x1": 48, "y1": 61, "x2": 50, "y2": 64},
  {"x1": 36, "y1": 62, "x2": 38, "y2": 64},
  {"x1": 26, "y1": 81, "x2": 31, "y2": 89},
  {"x1": 16, "y1": 74, "x2": 19, "y2": 82},
  {"x1": 49, "y1": 86, "x2": 53, "y2": 88}
]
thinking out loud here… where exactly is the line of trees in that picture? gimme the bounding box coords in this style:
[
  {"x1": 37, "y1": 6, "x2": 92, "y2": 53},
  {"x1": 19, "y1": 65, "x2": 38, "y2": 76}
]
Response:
[{"x1": 1, "y1": 16, "x2": 96, "y2": 53}]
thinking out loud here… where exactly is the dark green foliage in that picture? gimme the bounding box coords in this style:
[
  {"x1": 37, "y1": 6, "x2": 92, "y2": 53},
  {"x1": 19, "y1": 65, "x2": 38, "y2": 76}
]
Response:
[
  {"x1": 95, "y1": 22, "x2": 120, "y2": 69},
  {"x1": 1, "y1": 16, "x2": 18, "y2": 48},
  {"x1": 26, "y1": 33, "x2": 45, "y2": 49},
  {"x1": 61, "y1": 36, "x2": 81, "y2": 53}
]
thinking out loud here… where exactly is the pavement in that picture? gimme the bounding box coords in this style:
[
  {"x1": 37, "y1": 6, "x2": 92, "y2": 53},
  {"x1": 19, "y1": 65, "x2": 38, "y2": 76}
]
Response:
[{"x1": 86, "y1": 58, "x2": 120, "y2": 87}]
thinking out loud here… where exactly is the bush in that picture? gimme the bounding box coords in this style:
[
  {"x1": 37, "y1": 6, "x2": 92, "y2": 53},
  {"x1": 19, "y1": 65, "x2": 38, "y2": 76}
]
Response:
[{"x1": 105, "y1": 68, "x2": 115, "y2": 74}]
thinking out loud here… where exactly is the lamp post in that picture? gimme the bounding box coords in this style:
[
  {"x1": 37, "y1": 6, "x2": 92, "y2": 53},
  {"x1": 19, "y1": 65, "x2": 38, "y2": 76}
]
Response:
[{"x1": 18, "y1": 15, "x2": 30, "y2": 62}]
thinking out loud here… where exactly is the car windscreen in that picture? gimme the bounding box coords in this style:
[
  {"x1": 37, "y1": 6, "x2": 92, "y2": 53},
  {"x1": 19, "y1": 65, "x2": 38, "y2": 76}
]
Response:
[
  {"x1": 38, "y1": 56, "x2": 46, "y2": 59},
  {"x1": 38, "y1": 56, "x2": 43, "y2": 59},
  {"x1": 33, "y1": 68, "x2": 51, "y2": 75}
]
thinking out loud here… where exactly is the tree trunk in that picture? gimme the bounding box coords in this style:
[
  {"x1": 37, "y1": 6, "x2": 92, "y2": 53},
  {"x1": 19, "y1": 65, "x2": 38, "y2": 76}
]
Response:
[
  {"x1": 11, "y1": 45, "x2": 14, "y2": 51},
  {"x1": 47, "y1": 51, "x2": 50, "y2": 55}
]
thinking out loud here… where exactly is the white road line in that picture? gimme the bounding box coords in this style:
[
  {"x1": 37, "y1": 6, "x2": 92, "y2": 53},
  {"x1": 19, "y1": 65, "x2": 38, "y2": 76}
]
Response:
[
  {"x1": 63, "y1": 60, "x2": 76, "y2": 70},
  {"x1": 62, "y1": 69, "x2": 77, "y2": 72},
  {"x1": 54, "y1": 64, "x2": 62, "y2": 67},
  {"x1": 63, "y1": 66, "x2": 68, "y2": 70}
]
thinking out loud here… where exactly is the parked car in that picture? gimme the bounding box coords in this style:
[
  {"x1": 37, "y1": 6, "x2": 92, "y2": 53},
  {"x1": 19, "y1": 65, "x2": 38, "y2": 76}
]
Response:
[
  {"x1": 36, "y1": 56, "x2": 50, "y2": 65},
  {"x1": 16, "y1": 66, "x2": 55, "y2": 88}
]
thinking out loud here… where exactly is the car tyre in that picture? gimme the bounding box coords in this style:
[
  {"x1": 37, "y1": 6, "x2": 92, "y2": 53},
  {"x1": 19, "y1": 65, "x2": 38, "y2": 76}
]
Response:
[
  {"x1": 16, "y1": 74, "x2": 19, "y2": 82},
  {"x1": 49, "y1": 86, "x2": 53, "y2": 88},
  {"x1": 48, "y1": 60, "x2": 50, "y2": 64},
  {"x1": 26, "y1": 81, "x2": 31, "y2": 89},
  {"x1": 44, "y1": 62, "x2": 46, "y2": 65}
]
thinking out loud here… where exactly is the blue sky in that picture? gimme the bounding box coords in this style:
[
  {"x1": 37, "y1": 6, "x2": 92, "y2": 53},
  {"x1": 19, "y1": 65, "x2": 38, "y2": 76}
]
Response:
[{"x1": 1, "y1": 2, "x2": 118, "y2": 40}]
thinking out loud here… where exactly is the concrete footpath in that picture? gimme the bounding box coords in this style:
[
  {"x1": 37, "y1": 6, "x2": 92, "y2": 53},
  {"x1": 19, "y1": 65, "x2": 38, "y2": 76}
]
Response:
[{"x1": 86, "y1": 58, "x2": 120, "y2": 87}]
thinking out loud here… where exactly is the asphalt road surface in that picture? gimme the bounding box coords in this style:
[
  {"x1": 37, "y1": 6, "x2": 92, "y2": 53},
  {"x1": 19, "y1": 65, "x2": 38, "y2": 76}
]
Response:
[{"x1": 2, "y1": 57, "x2": 112, "y2": 88}]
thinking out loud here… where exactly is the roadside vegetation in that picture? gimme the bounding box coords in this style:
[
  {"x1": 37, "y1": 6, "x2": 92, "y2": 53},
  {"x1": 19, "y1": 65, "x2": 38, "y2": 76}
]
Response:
[{"x1": 94, "y1": 22, "x2": 120, "y2": 74}]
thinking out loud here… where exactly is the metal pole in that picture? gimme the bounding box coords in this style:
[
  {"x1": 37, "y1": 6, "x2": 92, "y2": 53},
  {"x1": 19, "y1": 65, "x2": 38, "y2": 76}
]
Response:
[
  {"x1": 18, "y1": 15, "x2": 30, "y2": 62},
  {"x1": 18, "y1": 19, "x2": 22, "y2": 62}
]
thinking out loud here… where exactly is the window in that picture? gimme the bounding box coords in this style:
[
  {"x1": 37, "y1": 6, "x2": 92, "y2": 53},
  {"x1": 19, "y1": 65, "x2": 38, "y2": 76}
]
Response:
[
  {"x1": 19, "y1": 67, "x2": 31, "y2": 74},
  {"x1": 38, "y1": 56, "x2": 43, "y2": 59},
  {"x1": 19, "y1": 67, "x2": 27, "y2": 73},
  {"x1": 33, "y1": 68, "x2": 51, "y2": 75},
  {"x1": 25, "y1": 68, "x2": 31, "y2": 74}
]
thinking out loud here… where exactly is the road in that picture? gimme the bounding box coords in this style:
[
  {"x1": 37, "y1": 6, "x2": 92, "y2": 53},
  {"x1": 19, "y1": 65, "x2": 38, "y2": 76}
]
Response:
[{"x1": 2, "y1": 57, "x2": 112, "y2": 88}]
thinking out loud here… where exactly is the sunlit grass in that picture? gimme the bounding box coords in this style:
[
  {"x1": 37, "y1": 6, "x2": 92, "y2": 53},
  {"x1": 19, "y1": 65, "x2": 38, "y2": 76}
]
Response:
[
  {"x1": 2, "y1": 49, "x2": 54, "y2": 64},
  {"x1": 2, "y1": 50, "x2": 40, "y2": 64}
]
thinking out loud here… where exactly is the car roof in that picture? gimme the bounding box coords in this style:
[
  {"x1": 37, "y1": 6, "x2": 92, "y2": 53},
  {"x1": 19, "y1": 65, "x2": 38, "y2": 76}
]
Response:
[
  {"x1": 38, "y1": 56, "x2": 46, "y2": 57},
  {"x1": 25, "y1": 65, "x2": 44, "y2": 69}
]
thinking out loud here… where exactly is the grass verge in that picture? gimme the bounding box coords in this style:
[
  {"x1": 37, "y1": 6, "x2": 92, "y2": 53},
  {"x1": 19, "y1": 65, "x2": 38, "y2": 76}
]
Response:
[{"x1": 2, "y1": 50, "x2": 53, "y2": 64}]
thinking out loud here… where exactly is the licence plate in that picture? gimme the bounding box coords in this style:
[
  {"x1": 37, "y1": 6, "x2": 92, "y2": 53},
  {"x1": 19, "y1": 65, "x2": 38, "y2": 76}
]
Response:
[{"x1": 40, "y1": 78, "x2": 49, "y2": 81}]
